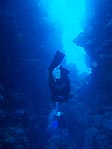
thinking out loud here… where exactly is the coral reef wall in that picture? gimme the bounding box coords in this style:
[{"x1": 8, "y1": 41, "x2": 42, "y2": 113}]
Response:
[
  {"x1": 0, "y1": 1, "x2": 57, "y2": 148},
  {"x1": 74, "y1": 0, "x2": 112, "y2": 106},
  {"x1": 74, "y1": 0, "x2": 112, "y2": 148}
]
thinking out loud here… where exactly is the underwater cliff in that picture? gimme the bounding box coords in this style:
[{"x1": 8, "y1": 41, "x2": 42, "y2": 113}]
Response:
[{"x1": 74, "y1": 0, "x2": 112, "y2": 148}]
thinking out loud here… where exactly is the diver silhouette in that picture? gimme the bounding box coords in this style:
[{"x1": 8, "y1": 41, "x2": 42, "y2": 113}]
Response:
[
  {"x1": 48, "y1": 50, "x2": 71, "y2": 130},
  {"x1": 41, "y1": 50, "x2": 74, "y2": 149},
  {"x1": 48, "y1": 50, "x2": 71, "y2": 103}
]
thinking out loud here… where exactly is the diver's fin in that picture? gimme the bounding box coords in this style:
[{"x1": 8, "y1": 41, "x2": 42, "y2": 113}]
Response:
[{"x1": 49, "y1": 50, "x2": 65, "y2": 71}]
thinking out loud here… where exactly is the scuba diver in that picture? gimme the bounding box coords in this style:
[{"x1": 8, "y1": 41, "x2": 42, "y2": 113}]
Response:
[
  {"x1": 48, "y1": 50, "x2": 72, "y2": 129},
  {"x1": 38, "y1": 51, "x2": 73, "y2": 148},
  {"x1": 48, "y1": 50, "x2": 71, "y2": 103}
]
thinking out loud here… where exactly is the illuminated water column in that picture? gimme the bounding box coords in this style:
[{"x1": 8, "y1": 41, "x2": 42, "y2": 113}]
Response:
[{"x1": 40, "y1": 0, "x2": 90, "y2": 73}]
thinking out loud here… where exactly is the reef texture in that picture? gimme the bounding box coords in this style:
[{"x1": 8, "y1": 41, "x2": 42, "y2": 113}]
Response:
[{"x1": 74, "y1": 0, "x2": 112, "y2": 148}]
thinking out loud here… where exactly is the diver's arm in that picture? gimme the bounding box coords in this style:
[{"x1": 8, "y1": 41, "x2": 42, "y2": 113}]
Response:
[
  {"x1": 48, "y1": 68, "x2": 55, "y2": 88},
  {"x1": 65, "y1": 76, "x2": 71, "y2": 92},
  {"x1": 67, "y1": 78, "x2": 71, "y2": 91}
]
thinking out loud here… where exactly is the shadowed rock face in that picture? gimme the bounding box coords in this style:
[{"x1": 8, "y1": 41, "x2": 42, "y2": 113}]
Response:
[
  {"x1": 74, "y1": 0, "x2": 112, "y2": 103},
  {"x1": 73, "y1": 1, "x2": 112, "y2": 148}
]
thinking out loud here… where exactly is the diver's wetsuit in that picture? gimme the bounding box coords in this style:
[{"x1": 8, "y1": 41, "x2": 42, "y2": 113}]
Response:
[{"x1": 48, "y1": 66, "x2": 71, "y2": 102}]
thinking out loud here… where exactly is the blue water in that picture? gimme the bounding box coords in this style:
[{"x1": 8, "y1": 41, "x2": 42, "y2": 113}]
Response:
[{"x1": 40, "y1": 0, "x2": 90, "y2": 74}]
